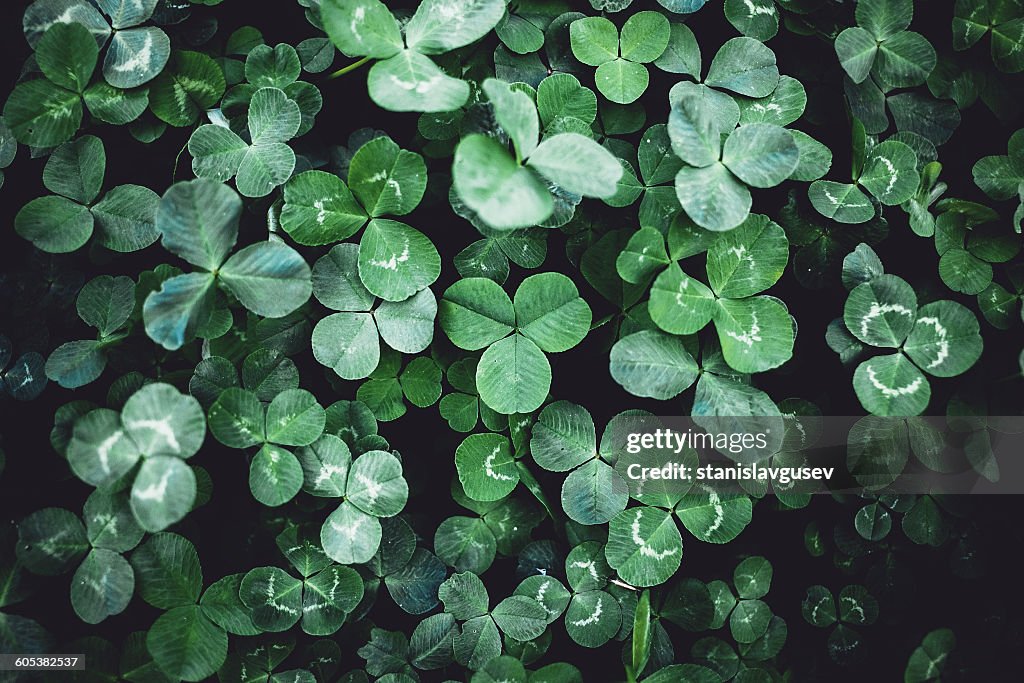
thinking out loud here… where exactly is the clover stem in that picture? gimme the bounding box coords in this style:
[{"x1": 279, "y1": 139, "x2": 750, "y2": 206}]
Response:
[{"x1": 327, "y1": 56, "x2": 372, "y2": 79}]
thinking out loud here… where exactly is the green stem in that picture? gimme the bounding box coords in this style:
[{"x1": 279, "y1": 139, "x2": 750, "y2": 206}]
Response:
[
  {"x1": 172, "y1": 124, "x2": 200, "y2": 182},
  {"x1": 327, "y1": 56, "x2": 372, "y2": 79},
  {"x1": 97, "y1": 331, "x2": 129, "y2": 349}
]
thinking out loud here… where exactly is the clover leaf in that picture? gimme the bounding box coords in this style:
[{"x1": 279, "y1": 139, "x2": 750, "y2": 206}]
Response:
[
  {"x1": 207, "y1": 385, "x2": 328, "y2": 506},
  {"x1": 836, "y1": 260, "x2": 983, "y2": 415},
  {"x1": 569, "y1": 12, "x2": 671, "y2": 104},
  {"x1": 282, "y1": 135, "x2": 426, "y2": 245},
  {"x1": 438, "y1": 357, "x2": 508, "y2": 433},
  {"x1": 610, "y1": 329, "x2": 699, "y2": 400},
  {"x1": 311, "y1": 242, "x2": 438, "y2": 381},
  {"x1": 0, "y1": 116, "x2": 15, "y2": 189},
  {"x1": 149, "y1": 50, "x2": 227, "y2": 127},
  {"x1": 129, "y1": 533, "x2": 231, "y2": 680},
  {"x1": 442, "y1": 485, "x2": 543, "y2": 572},
  {"x1": 15, "y1": 135, "x2": 160, "y2": 254},
  {"x1": 454, "y1": 227, "x2": 548, "y2": 285},
  {"x1": 605, "y1": 506, "x2": 683, "y2": 587},
  {"x1": 318, "y1": 449, "x2": 410, "y2": 564},
  {"x1": 65, "y1": 383, "x2": 206, "y2": 531},
  {"x1": 809, "y1": 130, "x2": 920, "y2": 224},
  {"x1": 529, "y1": 402, "x2": 630, "y2": 525},
  {"x1": 4, "y1": 23, "x2": 96, "y2": 148},
  {"x1": 440, "y1": 273, "x2": 592, "y2": 414},
  {"x1": 646, "y1": 214, "x2": 795, "y2": 373},
  {"x1": 240, "y1": 559, "x2": 363, "y2": 636},
  {"x1": 357, "y1": 351, "x2": 442, "y2": 422},
  {"x1": 953, "y1": 0, "x2": 1024, "y2": 72},
  {"x1": 558, "y1": 541, "x2": 624, "y2": 648},
  {"x1": 8, "y1": 4, "x2": 183, "y2": 146},
  {"x1": 835, "y1": 0, "x2": 936, "y2": 89},
  {"x1": 0, "y1": 336, "x2": 47, "y2": 401},
  {"x1": 724, "y1": 0, "x2": 780, "y2": 41},
  {"x1": 26, "y1": 0, "x2": 170, "y2": 89},
  {"x1": 934, "y1": 209, "x2": 1018, "y2": 295},
  {"x1": 143, "y1": 179, "x2": 312, "y2": 350},
  {"x1": 695, "y1": 557, "x2": 777, "y2": 646},
  {"x1": 665, "y1": 35, "x2": 781, "y2": 130},
  {"x1": 322, "y1": 0, "x2": 504, "y2": 112},
  {"x1": 973, "y1": 128, "x2": 1024, "y2": 230},
  {"x1": 45, "y1": 275, "x2": 136, "y2": 389},
  {"x1": 17, "y1": 494, "x2": 144, "y2": 625},
  {"x1": 669, "y1": 90, "x2": 798, "y2": 231},
  {"x1": 802, "y1": 584, "x2": 879, "y2": 664},
  {"x1": 452, "y1": 78, "x2": 623, "y2": 231},
  {"x1": 189, "y1": 87, "x2": 301, "y2": 198},
  {"x1": 438, "y1": 571, "x2": 548, "y2": 666}
]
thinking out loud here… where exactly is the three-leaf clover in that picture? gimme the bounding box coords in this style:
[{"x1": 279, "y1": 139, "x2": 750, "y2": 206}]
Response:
[
  {"x1": 15, "y1": 135, "x2": 160, "y2": 254},
  {"x1": 438, "y1": 357, "x2": 509, "y2": 433},
  {"x1": 529, "y1": 401, "x2": 636, "y2": 525},
  {"x1": 66, "y1": 382, "x2": 207, "y2": 531},
  {"x1": 809, "y1": 130, "x2": 920, "y2": 224},
  {"x1": 189, "y1": 87, "x2": 303, "y2": 198},
  {"x1": 440, "y1": 273, "x2": 592, "y2": 414},
  {"x1": 225, "y1": 42, "x2": 324, "y2": 138},
  {"x1": 311, "y1": 242, "x2": 438, "y2": 381},
  {"x1": 439, "y1": 571, "x2": 549, "y2": 668},
  {"x1": 709, "y1": 556, "x2": 777, "y2": 645},
  {"x1": 557, "y1": 541, "x2": 624, "y2": 648},
  {"x1": 133, "y1": 533, "x2": 231, "y2": 680},
  {"x1": 240, "y1": 532, "x2": 363, "y2": 636},
  {"x1": 17, "y1": 494, "x2": 144, "y2": 624},
  {"x1": 802, "y1": 584, "x2": 879, "y2": 665},
  {"x1": 143, "y1": 179, "x2": 313, "y2": 350},
  {"x1": 24, "y1": 0, "x2": 171, "y2": 89},
  {"x1": 45, "y1": 275, "x2": 136, "y2": 389},
  {"x1": 295, "y1": 434, "x2": 409, "y2": 565},
  {"x1": 321, "y1": 0, "x2": 505, "y2": 112},
  {"x1": 935, "y1": 208, "x2": 1019, "y2": 295},
  {"x1": 569, "y1": 12, "x2": 671, "y2": 104},
  {"x1": 357, "y1": 351, "x2": 442, "y2": 422},
  {"x1": 453, "y1": 227, "x2": 548, "y2": 285},
  {"x1": 605, "y1": 124, "x2": 685, "y2": 233},
  {"x1": 646, "y1": 214, "x2": 795, "y2": 373},
  {"x1": 439, "y1": 484, "x2": 543, "y2": 574},
  {"x1": 835, "y1": 0, "x2": 937, "y2": 89},
  {"x1": 835, "y1": 250, "x2": 984, "y2": 415},
  {"x1": 4, "y1": 23, "x2": 98, "y2": 148},
  {"x1": 208, "y1": 385, "x2": 327, "y2": 506},
  {"x1": 452, "y1": 78, "x2": 623, "y2": 231},
  {"x1": 953, "y1": 0, "x2": 1024, "y2": 73},
  {"x1": 281, "y1": 135, "x2": 426, "y2": 245},
  {"x1": 669, "y1": 90, "x2": 799, "y2": 231}
]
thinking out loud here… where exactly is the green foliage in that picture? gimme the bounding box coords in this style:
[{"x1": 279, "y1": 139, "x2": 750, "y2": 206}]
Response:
[
  {"x1": 1, "y1": 1, "x2": 1020, "y2": 680},
  {"x1": 831, "y1": 245, "x2": 983, "y2": 415}
]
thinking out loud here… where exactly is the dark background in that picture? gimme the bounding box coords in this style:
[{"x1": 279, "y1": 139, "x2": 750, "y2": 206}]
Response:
[{"x1": 2, "y1": 1, "x2": 1024, "y2": 681}]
